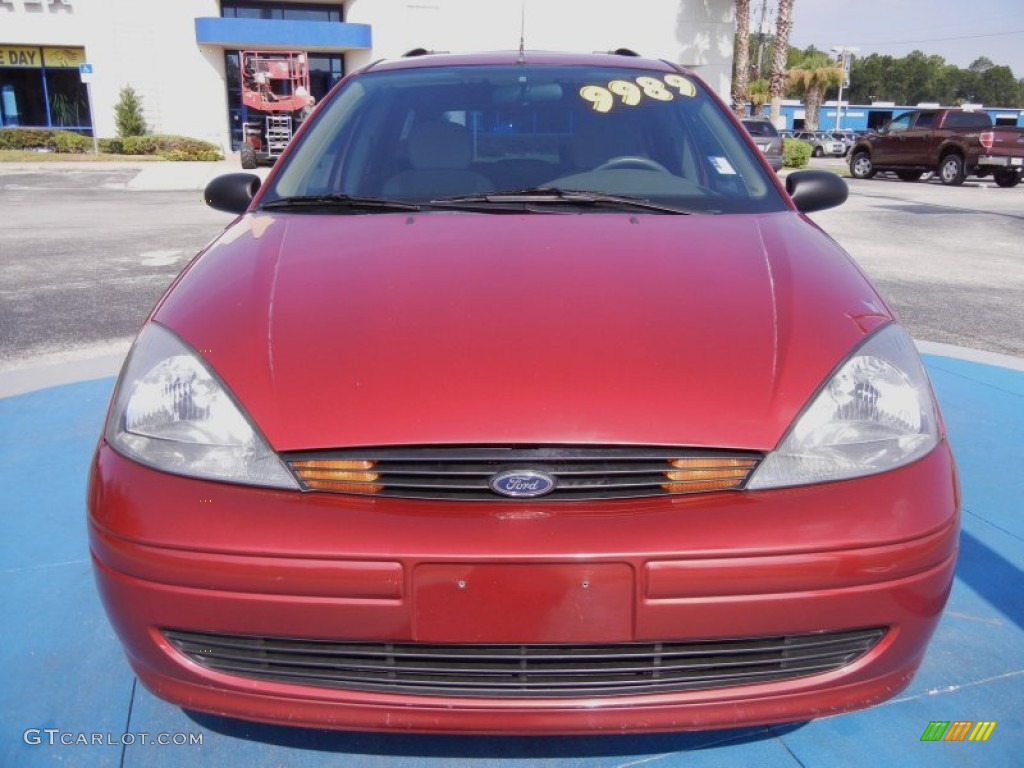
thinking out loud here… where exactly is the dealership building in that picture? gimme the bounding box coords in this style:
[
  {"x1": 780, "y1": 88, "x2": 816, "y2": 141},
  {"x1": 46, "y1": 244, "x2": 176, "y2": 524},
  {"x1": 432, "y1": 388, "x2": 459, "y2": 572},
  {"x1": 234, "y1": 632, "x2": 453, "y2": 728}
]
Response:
[{"x1": 0, "y1": 0, "x2": 736, "y2": 152}]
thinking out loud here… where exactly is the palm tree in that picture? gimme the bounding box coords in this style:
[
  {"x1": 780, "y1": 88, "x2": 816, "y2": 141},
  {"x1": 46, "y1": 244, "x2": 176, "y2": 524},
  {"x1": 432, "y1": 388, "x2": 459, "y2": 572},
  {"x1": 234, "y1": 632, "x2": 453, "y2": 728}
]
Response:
[
  {"x1": 748, "y1": 79, "x2": 769, "y2": 116},
  {"x1": 731, "y1": 0, "x2": 751, "y2": 116},
  {"x1": 768, "y1": 0, "x2": 794, "y2": 125},
  {"x1": 787, "y1": 52, "x2": 845, "y2": 130}
]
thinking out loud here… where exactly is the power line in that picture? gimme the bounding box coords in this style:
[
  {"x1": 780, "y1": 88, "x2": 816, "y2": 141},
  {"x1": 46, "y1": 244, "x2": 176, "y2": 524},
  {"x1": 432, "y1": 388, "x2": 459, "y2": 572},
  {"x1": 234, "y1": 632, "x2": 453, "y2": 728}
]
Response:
[{"x1": 849, "y1": 28, "x2": 1024, "y2": 47}]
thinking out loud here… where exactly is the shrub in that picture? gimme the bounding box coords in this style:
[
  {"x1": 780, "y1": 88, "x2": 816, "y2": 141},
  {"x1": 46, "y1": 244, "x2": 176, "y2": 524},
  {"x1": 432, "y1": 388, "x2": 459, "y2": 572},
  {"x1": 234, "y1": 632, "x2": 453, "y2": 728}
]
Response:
[
  {"x1": 783, "y1": 138, "x2": 812, "y2": 168},
  {"x1": 121, "y1": 133, "x2": 222, "y2": 161},
  {"x1": 0, "y1": 127, "x2": 58, "y2": 150},
  {"x1": 98, "y1": 137, "x2": 124, "y2": 154},
  {"x1": 52, "y1": 131, "x2": 90, "y2": 153},
  {"x1": 114, "y1": 85, "x2": 146, "y2": 138},
  {"x1": 120, "y1": 135, "x2": 158, "y2": 155},
  {"x1": 0, "y1": 128, "x2": 90, "y2": 152},
  {"x1": 0, "y1": 127, "x2": 220, "y2": 159},
  {"x1": 150, "y1": 135, "x2": 222, "y2": 161}
]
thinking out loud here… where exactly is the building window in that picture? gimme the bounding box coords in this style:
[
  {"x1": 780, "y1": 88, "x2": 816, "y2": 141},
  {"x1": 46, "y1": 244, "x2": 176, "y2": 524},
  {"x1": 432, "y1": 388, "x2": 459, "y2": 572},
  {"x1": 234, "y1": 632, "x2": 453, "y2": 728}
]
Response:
[
  {"x1": 306, "y1": 54, "x2": 343, "y2": 100},
  {"x1": 46, "y1": 70, "x2": 89, "y2": 128},
  {"x1": 220, "y1": 1, "x2": 342, "y2": 23},
  {"x1": 0, "y1": 46, "x2": 92, "y2": 133}
]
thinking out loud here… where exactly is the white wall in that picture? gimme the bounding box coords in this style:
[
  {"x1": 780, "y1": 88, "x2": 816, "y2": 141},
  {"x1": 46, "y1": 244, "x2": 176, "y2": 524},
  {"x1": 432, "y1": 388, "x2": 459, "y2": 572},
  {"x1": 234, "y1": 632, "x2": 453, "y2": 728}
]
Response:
[
  {"x1": 345, "y1": 0, "x2": 735, "y2": 100},
  {"x1": 3, "y1": 0, "x2": 735, "y2": 151},
  {"x1": 86, "y1": 0, "x2": 226, "y2": 148},
  {"x1": 91, "y1": 0, "x2": 227, "y2": 148},
  {"x1": 4, "y1": 0, "x2": 229, "y2": 150}
]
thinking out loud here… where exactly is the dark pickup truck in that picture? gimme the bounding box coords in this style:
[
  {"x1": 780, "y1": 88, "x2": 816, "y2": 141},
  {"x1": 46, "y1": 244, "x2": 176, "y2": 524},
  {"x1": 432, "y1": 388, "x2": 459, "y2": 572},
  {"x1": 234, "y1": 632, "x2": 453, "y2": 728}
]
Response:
[{"x1": 849, "y1": 108, "x2": 1024, "y2": 187}]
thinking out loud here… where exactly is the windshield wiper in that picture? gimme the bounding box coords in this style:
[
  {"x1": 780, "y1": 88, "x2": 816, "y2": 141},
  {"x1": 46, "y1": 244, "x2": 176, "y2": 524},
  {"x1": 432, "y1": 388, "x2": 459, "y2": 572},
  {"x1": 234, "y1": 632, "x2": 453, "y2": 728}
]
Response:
[
  {"x1": 429, "y1": 187, "x2": 699, "y2": 215},
  {"x1": 260, "y1": 194, "x2": 421, "y2": 212}
]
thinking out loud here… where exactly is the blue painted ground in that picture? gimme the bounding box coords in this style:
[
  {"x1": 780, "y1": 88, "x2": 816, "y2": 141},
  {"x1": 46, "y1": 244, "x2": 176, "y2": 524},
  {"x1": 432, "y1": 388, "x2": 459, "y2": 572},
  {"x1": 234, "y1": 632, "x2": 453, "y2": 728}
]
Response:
[{"x1": 2, "y1": 354, "x2": 1021, "y2": 767}]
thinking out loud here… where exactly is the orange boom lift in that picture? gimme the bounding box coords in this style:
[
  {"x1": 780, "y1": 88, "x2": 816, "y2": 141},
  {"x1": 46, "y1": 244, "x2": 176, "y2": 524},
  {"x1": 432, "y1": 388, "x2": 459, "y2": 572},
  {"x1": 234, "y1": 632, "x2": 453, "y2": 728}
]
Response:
[{"x1": 239, "y1": 50, "x2": 313, "y2": 168}]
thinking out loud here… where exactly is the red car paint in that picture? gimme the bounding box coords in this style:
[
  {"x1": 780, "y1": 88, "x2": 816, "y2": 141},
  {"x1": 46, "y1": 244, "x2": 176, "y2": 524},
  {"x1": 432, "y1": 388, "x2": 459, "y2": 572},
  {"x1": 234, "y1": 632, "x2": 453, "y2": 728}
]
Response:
[
  {"x1": 89, "y1": 441, "x2": 958, "y2": 733},
  {"x1": 88, "y1": 51, "x2": 959, "y2": 734},
  {"x1": 149, "y1": 212, "x2": 890, "y2": 451}
]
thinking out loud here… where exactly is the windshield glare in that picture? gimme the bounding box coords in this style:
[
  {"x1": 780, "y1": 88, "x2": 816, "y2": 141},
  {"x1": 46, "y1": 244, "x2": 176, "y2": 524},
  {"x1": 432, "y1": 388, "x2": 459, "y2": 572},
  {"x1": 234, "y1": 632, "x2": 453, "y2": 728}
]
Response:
[{"x1": 266, "y1": 64, "x2": 787, "y2": 214}]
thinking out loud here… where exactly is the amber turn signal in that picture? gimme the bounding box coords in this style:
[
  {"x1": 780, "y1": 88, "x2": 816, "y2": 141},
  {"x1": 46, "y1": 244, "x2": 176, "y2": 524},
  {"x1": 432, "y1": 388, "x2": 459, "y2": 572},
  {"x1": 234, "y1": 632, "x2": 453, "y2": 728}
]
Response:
[
  {"x1": 289, "y1": 460, "x2": 383, "y2": 494},
  {"x1": 661, "y1": 457, "x2": 757, "y2": 493}
]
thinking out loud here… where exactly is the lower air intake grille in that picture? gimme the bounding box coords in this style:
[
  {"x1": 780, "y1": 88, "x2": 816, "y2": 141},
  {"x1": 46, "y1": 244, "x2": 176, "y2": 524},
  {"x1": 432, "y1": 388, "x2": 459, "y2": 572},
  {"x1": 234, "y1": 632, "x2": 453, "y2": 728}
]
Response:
[
  {"x1": 165, "y1": 627, "x2": 885, "y2": 698},
  {"x1": 282, "y1": 445, "x2": 763, "y2": 500}
]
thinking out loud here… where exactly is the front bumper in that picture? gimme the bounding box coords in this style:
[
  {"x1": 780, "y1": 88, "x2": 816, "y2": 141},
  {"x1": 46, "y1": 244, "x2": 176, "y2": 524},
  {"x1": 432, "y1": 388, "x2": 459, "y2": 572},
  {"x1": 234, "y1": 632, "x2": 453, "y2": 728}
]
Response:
[{"x1": 88, "y1": 441, "x2": 959, "y2": 734}]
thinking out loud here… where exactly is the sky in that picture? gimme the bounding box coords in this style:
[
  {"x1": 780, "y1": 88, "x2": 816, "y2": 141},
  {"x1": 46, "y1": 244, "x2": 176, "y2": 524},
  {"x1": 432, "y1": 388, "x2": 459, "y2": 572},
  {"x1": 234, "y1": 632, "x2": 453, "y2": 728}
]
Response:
[{"x1": 754, "y1": 0, "x2": 1024, "y2": 77}]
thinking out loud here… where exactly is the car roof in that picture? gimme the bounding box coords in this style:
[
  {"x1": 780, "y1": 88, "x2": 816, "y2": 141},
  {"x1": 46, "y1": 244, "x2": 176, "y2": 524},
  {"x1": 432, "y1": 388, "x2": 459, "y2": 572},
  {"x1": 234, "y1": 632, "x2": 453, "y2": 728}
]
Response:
[{"x1": 365, "y1": 50, "x2": 682, "y2": 74}]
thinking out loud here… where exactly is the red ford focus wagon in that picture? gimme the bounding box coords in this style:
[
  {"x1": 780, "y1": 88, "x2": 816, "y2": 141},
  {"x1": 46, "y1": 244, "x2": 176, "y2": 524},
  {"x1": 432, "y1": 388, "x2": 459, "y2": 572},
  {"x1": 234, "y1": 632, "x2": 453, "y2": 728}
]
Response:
[{"x1": 88, "y1": 50, "x2": 959, "y2": 734}]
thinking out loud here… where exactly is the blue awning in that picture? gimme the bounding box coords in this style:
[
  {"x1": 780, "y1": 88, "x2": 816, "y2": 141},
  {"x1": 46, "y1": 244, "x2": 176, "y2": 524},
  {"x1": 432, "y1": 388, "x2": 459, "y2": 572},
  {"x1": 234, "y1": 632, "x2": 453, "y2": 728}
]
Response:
[{"x1": 195, "y1": 17, "x2": 371, "y2": 52}]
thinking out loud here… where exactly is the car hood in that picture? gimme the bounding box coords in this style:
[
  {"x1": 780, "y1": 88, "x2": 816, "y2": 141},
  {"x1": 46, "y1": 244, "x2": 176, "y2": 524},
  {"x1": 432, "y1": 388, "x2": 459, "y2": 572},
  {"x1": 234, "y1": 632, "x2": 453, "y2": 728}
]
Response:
[{"x1": 154, "y1": 211, "x2": 891, "y2": 452}]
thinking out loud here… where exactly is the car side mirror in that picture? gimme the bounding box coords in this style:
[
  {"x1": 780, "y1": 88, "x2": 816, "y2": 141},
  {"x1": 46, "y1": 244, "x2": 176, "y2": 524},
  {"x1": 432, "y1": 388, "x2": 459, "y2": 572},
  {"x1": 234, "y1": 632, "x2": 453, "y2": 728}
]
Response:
[
  {"x1": 786, "y1": 170, "x2": 848, "y2": 213},
  {"x1": 204, "y1": 173, "x2": 261, "y2": 214}
]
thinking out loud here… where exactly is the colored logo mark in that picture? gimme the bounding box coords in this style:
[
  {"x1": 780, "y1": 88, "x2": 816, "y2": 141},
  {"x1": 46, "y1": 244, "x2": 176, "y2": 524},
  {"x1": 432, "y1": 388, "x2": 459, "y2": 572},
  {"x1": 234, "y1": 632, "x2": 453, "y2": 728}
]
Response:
[{"x1": 920, "y1": 721, "x2": 997, "y2": 742}]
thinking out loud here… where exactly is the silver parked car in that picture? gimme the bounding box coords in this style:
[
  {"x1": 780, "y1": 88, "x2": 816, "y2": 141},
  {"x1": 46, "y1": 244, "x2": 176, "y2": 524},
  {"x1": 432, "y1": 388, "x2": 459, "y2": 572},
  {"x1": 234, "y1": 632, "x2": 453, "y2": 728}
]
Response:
[
  {"x1": 741, "y1": 118, "x2": 784, "y2": 171},
  {"x1": 829, "y1": 130, "x2": 858, "y2": 157},
  {"x1": 793, "y1": 131, "x2": 845, "y2": 158}
]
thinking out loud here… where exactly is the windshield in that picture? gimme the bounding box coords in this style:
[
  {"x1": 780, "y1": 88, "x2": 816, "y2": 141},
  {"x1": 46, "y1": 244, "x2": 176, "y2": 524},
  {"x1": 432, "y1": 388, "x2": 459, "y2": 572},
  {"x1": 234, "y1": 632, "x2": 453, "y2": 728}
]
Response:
[
  {"x1": 742, "y1": 120, "x2": 778, "y2": 138},
  {"x1": 264, "y1": 63, "x2": 787, "y2": 214}
]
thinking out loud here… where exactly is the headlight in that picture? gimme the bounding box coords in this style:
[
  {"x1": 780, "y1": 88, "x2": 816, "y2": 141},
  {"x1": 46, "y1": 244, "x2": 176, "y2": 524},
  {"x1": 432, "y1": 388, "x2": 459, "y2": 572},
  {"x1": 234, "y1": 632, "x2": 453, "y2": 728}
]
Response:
[
  {"x1": 747, "y1": 324, "x2": 940, "y2": 489},
  {"x1": 105, "y1": 323, "x2": 298, "y2": 489}
]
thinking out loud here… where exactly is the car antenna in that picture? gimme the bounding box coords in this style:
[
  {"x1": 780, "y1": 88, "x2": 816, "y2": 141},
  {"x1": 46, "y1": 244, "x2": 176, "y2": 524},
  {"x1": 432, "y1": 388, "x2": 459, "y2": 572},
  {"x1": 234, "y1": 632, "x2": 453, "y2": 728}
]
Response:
[{"x1": 517, "y1": 0, "x2": 526, "y2": 63}]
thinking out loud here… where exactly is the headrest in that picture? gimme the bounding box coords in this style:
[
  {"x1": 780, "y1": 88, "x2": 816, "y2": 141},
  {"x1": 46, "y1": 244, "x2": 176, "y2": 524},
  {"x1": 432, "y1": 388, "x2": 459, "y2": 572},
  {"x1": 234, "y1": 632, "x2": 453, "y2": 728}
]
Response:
[
  {"x1": 570, "y1": 119, "x2": 641, "y2": 169},
  {"x1": 408, "y1": 121, "x2": 473, "y2": 169}
]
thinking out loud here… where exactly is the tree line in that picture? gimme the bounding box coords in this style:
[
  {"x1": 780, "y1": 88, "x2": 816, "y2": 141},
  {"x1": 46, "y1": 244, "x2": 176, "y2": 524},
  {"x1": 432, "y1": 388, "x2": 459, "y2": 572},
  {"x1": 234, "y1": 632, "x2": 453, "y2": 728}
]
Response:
[
  {"x1": 731, "y1": 0, "x2": 1024, "y2": 125},
  {"x1": 847, "y1": 53, "x2": 1022, "y2": 108}
]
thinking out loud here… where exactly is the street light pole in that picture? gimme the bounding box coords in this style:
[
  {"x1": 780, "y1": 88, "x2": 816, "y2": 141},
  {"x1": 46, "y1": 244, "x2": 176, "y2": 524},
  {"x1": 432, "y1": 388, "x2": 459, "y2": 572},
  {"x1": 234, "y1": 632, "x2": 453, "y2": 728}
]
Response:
[
  {"x1": 830, "y1": 46, "x2": 858, "y2": 131},
  {"x1": 755, "y1": 0, "x2": 770, "y2": 79},
  {"x1": 835, "y1": 77, "x2": 845, "y2": 131}
]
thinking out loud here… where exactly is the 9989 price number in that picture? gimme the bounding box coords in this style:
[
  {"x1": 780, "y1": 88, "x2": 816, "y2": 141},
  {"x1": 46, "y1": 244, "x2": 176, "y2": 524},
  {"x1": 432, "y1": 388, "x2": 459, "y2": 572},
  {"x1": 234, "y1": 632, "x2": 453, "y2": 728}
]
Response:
[{"x1": 579, "y1": 74, "x2": 697, "y2": 113}]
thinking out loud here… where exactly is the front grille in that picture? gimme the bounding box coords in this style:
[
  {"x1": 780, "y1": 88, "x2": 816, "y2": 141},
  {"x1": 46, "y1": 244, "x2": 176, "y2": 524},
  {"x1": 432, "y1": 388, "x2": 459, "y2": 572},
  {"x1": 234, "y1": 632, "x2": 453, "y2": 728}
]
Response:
[
  {"x1": 165, "y1": 628, "x2": 885, "y2": 698},
  {"x1": 283, "y1": 445, "x2": 763, "y2": 500}
]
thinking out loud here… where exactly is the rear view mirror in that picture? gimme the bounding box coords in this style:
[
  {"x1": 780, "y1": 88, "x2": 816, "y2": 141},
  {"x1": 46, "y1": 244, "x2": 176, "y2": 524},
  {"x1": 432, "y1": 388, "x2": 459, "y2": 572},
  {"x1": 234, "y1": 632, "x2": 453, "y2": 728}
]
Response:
[
  {"x1": 204, "y1": 173, "x2": 262, "y2": 215},
  {"x1": 492, "y1": 83, "x2": 564, "y2": 104}
]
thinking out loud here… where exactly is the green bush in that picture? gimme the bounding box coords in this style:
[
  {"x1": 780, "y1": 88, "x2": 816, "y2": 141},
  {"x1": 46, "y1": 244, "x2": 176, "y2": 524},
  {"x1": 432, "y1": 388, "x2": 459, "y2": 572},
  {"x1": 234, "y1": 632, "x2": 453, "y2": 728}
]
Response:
[
  {"x1": 114, "y1": 85, "x2": 146, "y2": 138},
  {"x1": 120, "y1": 134, "x2": 222, "y2": 161},
  {"x1": 120, "y1": 135, "x2": 158, "y2": 155},
  {"x1": 0, "y1": 127, "x2": 220, "y2": 159},
  {"x1": 783, "y1": 138, "x2": 812, "y2": 169},
  {"x1": 151, "y1": 134, "x2": 222, "y2": 161},
  {"x1": 52, "y1": 131, "x2": 90, "y2": 153},
  {"x1": 0, "y1": 127, "x2": 58, "y2": 150},
  {"x1": 98, "y1": 137, "x2": 124, "y2": 154}
]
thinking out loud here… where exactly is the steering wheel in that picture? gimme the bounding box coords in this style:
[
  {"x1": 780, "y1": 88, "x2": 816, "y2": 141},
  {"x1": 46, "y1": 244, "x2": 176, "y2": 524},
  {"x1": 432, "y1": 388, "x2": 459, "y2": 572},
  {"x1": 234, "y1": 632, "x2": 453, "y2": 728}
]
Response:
[{"x1": 594, "y1": 156, "x2": 671, "y2": 173}]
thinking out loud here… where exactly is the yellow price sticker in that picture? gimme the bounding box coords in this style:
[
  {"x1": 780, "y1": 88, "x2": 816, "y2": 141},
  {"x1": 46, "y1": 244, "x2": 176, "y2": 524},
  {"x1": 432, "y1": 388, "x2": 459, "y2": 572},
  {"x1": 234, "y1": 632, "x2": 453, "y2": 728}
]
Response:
[
  {"x1": 608, "y1": 80, "x2": 642, "y2": 106},
  {"x1": 580, "y1": 85, "x2": 614, "y2": 113},
  {"x1": 579, "y1": 75, "x2": 698, "y2": 112},
  {"x1": 664, "y1": 74, "x2": 697, "y2": 97}
]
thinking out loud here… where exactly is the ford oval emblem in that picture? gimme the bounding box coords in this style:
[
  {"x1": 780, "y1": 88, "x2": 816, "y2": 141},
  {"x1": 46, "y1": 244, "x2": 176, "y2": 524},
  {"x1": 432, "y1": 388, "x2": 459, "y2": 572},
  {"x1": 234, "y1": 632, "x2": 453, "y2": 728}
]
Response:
[{"x1": 489, "y1": 470, "x2": 556, "y2": 498}]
